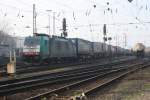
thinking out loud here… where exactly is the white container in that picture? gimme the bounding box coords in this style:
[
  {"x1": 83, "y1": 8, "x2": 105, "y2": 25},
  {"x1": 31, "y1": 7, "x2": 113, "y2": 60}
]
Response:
[{"x1": 92, "y1": 42, "x2": 103, "y2": 54}]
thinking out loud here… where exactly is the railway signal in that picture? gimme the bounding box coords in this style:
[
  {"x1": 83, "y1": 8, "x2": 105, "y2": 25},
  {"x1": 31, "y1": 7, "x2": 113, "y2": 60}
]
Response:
[
  {"x1": 103, "y1": 24, "x2": 107, "y2": 36},
  {"x1": 128, "y1": 0, "x2": 133, "y2": 3},
  {"x1": 61, "y1": 18, "x2": 68, "y2": 38}
]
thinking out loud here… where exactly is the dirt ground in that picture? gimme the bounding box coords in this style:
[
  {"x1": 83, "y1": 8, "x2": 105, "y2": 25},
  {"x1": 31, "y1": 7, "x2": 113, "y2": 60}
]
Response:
[{"x1": 88, "y1": 66, "x2": 150, "y2": 100}]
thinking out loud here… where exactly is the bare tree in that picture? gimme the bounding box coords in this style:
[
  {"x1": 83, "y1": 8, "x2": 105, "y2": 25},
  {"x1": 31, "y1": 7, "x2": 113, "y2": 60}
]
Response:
[
  {"x1": 0, "y1": 30, "x2": 7, "y2": 44},
  {"x1": 0, "y1": 20, "x2": 16, "y2": 49}
]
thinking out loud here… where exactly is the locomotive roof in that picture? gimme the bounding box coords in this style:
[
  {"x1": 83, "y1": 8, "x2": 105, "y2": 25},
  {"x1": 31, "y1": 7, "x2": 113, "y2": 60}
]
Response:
[
  {"x1": 69, "y1": 38, "x2": 91, "y2": 42},
  {"x1": 52, "y1": 36, "x2": 69, "y2": 42},
  {"x1": 34, "y1": 33, "x2": 49, "y2": 37}
]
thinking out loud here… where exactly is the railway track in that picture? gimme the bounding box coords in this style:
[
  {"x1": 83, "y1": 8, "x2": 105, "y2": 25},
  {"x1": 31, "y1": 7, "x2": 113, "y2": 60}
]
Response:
[
  {"x1": 25, "y1": 59, "x2": 149, "y2": 100},
  {"x1": 0, "y1": 58, "x2": 143, "y2": 98},
  {"x1": 0, "y1": 56, "x2": 133, "y2": 76},
  {"x1": 0, "y1": 56, "x2": 136, "y2": 82}
]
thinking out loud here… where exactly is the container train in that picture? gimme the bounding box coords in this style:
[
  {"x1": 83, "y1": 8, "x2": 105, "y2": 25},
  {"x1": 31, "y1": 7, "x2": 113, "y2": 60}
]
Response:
[{"x1": 22, "y1": 33, "x2": 132, "y2": 63}]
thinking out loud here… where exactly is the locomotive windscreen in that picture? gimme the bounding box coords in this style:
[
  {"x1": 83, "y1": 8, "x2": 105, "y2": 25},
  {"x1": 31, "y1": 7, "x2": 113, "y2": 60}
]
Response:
[{"x1": 24, "y1": 36, "x2": 39, "y2": 46}]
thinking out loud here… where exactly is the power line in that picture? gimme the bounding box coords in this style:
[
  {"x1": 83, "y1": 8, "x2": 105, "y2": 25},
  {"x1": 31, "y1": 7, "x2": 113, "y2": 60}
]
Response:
[
  {"x1": 0, "y1": 2, "x2": 32, "y2": 13},
  {"x1": 0, "y1": 2, "x2": 62, "y2": 23},
  {"x1": 70, "y1": 21, "x2": 150, "y2": 28},
  {"x1": 15, "y1": 0, "x2": 32, "y2": 7},
  {"x1": 50, "y1": 0, "x2": 74, "y2": 10}
]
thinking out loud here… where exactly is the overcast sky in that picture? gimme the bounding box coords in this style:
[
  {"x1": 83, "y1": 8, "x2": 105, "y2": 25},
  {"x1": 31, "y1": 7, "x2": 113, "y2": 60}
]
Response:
[{"x1": 0, "y1": 0, "x2": 150, "y2": 48}]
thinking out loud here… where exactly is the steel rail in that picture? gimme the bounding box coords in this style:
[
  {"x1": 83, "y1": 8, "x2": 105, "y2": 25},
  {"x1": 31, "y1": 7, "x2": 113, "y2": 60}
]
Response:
[
  {"x1": 0, "y1": 60, "x2": 136, "y2": 96},
  {"x1": 0, "y1": 58, "x2": 139, "y2": 96},
  {"x1": 85, "y1": 63, "x2": 150, "y2": 96},
  {"x1": 25, "y1": 61, "x2": 148, "y2": 100},
  {"x1": 0, "y1": 57, "x2": 136, "y2": 85},
  {"x1": 0, "y1": 56, "x2": 135, "y2": 76}
]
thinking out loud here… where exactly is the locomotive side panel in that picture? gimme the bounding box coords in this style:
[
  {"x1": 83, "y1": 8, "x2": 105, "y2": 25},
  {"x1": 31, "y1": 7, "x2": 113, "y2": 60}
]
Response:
[
  {"x1": 39, "y1": 35, "x2": 50, "y2": 59},
  {"x1": 49, "y1": 37, "x2": 77, "y2": 58}
]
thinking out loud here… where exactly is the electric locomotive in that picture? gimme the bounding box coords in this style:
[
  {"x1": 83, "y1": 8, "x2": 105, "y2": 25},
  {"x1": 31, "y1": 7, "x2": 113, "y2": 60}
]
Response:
[{"x1": 22, "y1": 33, "x2": 76, "y2": 63}]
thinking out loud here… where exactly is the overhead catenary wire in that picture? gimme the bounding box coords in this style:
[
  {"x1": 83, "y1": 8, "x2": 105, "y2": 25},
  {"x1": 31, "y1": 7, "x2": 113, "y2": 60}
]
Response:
[
  {"x1": 0, "y1": 2, "x2": 62, "y2": 22},
  {"x1": 0, "y1": 1, "x2": 150, "y2": 35}
]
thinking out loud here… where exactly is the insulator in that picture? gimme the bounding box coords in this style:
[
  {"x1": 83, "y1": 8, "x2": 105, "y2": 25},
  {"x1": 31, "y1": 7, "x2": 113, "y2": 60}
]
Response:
[
  {"x1": 63, "y1": 18, "x2": 66, "y2": 31},
  {"x1": 103, "y1": 24, "x2": 107, "y2": 35}
]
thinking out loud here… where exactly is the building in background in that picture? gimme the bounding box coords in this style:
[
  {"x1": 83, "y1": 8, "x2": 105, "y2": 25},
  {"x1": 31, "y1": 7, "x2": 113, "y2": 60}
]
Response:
[{"x1": 13, "y1": 36, "x2": 25, "y2": 56}]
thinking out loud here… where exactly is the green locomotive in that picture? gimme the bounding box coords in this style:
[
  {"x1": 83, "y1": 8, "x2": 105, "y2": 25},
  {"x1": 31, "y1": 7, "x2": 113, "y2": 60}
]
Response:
[{"x1": 22, "y1": 33, "x2": 76, "y2": 63}]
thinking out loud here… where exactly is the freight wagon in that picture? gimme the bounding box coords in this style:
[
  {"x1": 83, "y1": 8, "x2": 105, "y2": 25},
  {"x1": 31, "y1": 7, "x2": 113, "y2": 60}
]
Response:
[
  {"x1": 70, "y1": 38, "x2": 93, "y2": 59},
  {"x1": 92, "y1": 42, "x2": 104, "y2": 58},
  {"x1": 145, "y1": 47, "x2": 150, "y2": 57},
  {"x1": 133, "y1": 43, "x2": 145, "y2": 57}
]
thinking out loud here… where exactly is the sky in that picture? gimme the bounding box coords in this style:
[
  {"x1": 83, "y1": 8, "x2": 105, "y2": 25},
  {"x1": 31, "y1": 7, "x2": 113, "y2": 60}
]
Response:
[{"x1": 0, "y1": 0, "x2": 150, "y2": 48}]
